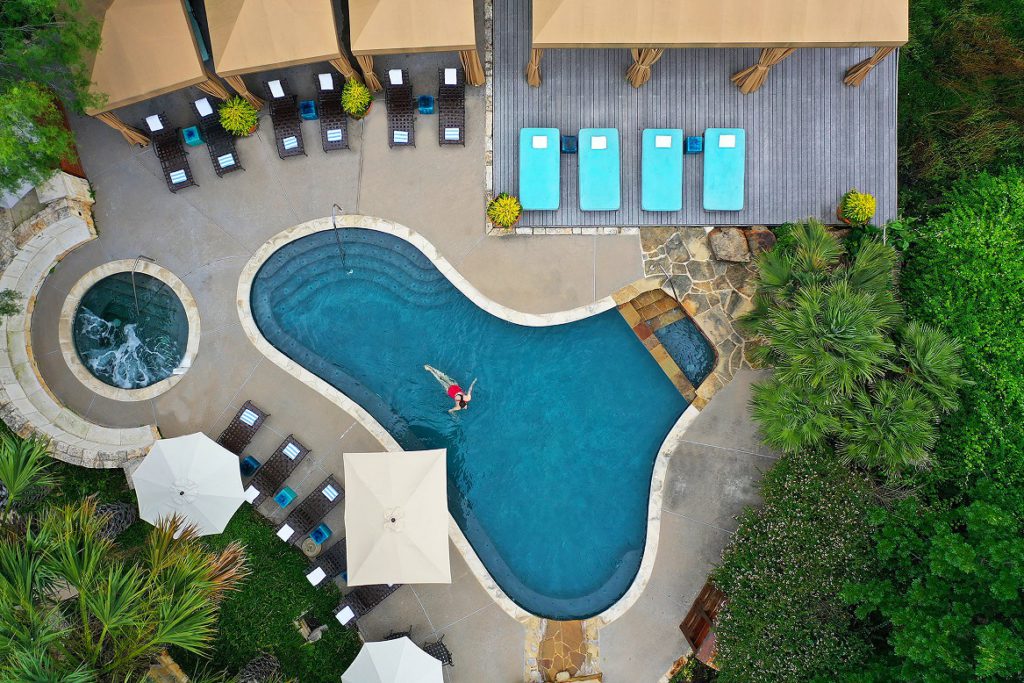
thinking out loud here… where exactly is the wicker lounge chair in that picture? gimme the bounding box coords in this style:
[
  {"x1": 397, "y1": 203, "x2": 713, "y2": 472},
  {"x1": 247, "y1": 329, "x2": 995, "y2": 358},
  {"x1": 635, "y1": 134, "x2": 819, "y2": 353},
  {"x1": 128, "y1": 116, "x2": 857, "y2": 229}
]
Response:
[
  {"x1": 437, "y1": 68, "x2": 465, "y2": 146},
  {"x1": 384, "y1": 627, "x2": 413, "y2": 641},
  {"x1": 144, "y1": 113, "x2": 197, "y2": 193},
  {"x1": 263, "y1": 79, "x2": 306, "y2": 160},
  {"x1": 217, "y1": 401, "x2": 268, "y2": 455},
  {"x1": 333, "y1": 584, "x2": 402, "y2": 628},
  {"x1": 275, "y1": 476, "x2": 344, "y2": 545},
  {"x1": 315, "y1": 73, "x2": 349, "y2": 152},
  {"x1": 191, "y1": 96, "x2": 244, "y2": 177},
  {"x1": 423, "y1": 635, "x2": 454, "y2": 666},
  {"x1": 385, "y1": 69, "x2": 415, "y2": 148},
  {"x1": 306, "y1": 538, "x2": 348, "y2": 586},
  {"x1": 243, "y1": 435, "x2": 310, "y2": 507}
]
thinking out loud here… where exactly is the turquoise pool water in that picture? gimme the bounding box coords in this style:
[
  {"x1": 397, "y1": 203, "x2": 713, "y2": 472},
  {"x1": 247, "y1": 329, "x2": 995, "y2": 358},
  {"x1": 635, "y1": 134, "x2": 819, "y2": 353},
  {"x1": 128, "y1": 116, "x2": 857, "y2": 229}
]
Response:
[{"x1": 251, "y1": 229, "x2": 705, "y2": 618}]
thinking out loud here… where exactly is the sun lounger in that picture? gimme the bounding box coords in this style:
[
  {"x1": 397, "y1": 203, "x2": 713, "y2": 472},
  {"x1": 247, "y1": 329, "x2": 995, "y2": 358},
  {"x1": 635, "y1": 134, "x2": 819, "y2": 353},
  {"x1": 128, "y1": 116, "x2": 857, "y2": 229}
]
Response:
[
  {"x1": 191, "y1": 97, "x2": 244, "y2": 177},
  {"x1": 703, "y1": 128, "x2": 746, "y2": 211},
  {"x1": 579, "y1": 128, "x2": 621, "y2": 211},
  {"x1": 145, "y1": 113, "x2": 197, "y2": 193},
  {"x1": 315, "y1": 73, "x2": 349, "y2": 152},
  {"x1": 423, "y1": 635, "x2": 454, "y2": 667},
  {"x1": 385, "y1": 69, "x2": 415, "y2": 148},
  {"x1": 217, "y1": 401, "x2": 268, "y2": 455},
  {"x1": 306, "y1": 538, "x2": 348, "y2": 586},
  {"x1": 438, "y1": 68, "x2": 465, "y2": 146},
  {"x1": 275, "y1": 476, "x2": 344, "y2": 545},
  {"x1": 243, "y1": 435, "x2": 310, "y2": 507},
  {"x1": 333, "y1": 584, "x2": 402, "y2": 629},
  {"x1": 519, "y1": 128, "x2": 560, "y2": 210},
  {"x1": 642, "y1": 129, "x2": 684, "y2": 211},
  {"x1": 264, "y1": 79, "x2": 306, "y2": 160}
]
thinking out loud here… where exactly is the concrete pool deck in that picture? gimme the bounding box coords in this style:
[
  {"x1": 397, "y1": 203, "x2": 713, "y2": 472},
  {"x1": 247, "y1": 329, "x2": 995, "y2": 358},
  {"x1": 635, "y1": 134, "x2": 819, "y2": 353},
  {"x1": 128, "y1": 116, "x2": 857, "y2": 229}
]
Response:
[{"x1": 21, "y1": 60, "x2": 777, "y2": 681}]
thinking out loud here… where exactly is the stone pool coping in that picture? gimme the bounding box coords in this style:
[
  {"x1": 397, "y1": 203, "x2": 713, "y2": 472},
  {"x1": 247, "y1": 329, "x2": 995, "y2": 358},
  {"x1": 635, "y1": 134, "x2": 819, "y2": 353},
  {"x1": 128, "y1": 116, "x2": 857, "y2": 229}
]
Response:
[
  {"x1": 58, "y1": 260, "x2": 201, "y2": 402},
  {"x1": 236, "y1": 214, "x2": 702, "y2": 626}
]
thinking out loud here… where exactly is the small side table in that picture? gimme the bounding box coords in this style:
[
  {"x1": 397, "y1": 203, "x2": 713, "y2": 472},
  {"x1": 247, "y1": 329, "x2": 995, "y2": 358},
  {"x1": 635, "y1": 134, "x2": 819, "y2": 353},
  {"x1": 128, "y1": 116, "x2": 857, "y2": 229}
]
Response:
[
  {"x1": 309, "y1": 523, "x2": 332, "y2": 545},
  {"x1": 417, "y1": 95, "x2": 435, "y2": 115},
  {"x1": 561, "y1": 135, "x2": 578, "y2": 154},
  {"x1": 274, "y1": 486, "x2": 297, "y2": 508},
  {"x1": 299, "y1": 99, "x2": 318, "y2": 120},
  {"x1": 685, "y1": 136, "x2": 704, "y2": 154},
  {"x1": 239, "y1": 455, "x2": 261, "y2": 477},
  {"x1": 182, "y1": 126, "x2": 203, "y2": 147}
]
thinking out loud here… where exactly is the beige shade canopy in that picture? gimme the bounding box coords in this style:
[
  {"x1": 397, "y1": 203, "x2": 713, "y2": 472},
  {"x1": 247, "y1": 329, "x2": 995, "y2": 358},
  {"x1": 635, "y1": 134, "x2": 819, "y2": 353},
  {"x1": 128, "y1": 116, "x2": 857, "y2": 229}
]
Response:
[
  {"x1": 531, "y1": 0, "x2": 909, "y2": 49},
  {"x1": 207, "y1": 0, "x2": 345, "y2": 77},
  {"x1": 344, "y1": 450, "x2": 452, "y2": 586},
  {"x1": 83, "y1": 0, "x2": 207, "y2": 114},
  {"x1": 348, "y1": 0, "x2": 477, "y2": 55}
]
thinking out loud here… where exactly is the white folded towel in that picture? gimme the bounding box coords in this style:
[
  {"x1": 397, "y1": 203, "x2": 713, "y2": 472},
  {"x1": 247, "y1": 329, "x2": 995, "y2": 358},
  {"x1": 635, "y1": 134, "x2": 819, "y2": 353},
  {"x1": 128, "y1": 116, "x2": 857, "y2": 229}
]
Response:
[
  {"x1": 145, "y1": 115, "x2": 163, "y2": 132},
  {"x1": 655, "y1": 135, "x2": 673, "y2": 148},
  {"x1": 268, "y1": 79, "x2": 285, "y2": 98},
  {"x1": 243, "y1": 486, "x2": 260, "y2": 503},
  {"x1": 169, "y1": 169, "x2": 187, "y2": 185},
  {"x1": 444, "y1": 68, "x2": 457, "y2": 85},
  {"x1": 444, "y1": 127, "x2": 461, "y2": 140},
  {"x1": 719, "y1": 134, "x2": 737, "y2": 148},
  {"x1": 283, "y1": 136, "x2": 298, "y2": 150},
  {"x1": 326, "y1": 129, "x2": 343, "y2": 142},
  {"x1": 335, "y1": 606, "x2": 355, "y2": 624},
  {"x1": 318, "y1": 73, "x2": 334, "y2": 90},
  {"x1": 217, "y1": 154, "x2": 235, "y2": 168},
  {"x1": 393, "y1": 131, "x2": 409, "y2": 143},
  {"x1": 240, "y1": 408, "x2": 259, "y2": 425},
  {"x1": 195, "y1": 98, "x2": 214, "y2": 117},
  {"x1": 283, "y1": 442, "x2": 301, "y2": 458},
  {"x1": 276, "y1": 524, "x2": 294, "y2": 542},
  {"x1": 388, "y1": 69, "x2": 403, "y2": 85},
  {"x1": 532, "y1": 135, "x2": 548, "y2": 149},
  {"x1": 591, "y1": 136, "x2": 607, "y2": 150},
  {"x1": 322, "y1": 484, "x2": 340, "y2": 501},
  {"x1": 306, "y1": 567, "x2": 327, "y2": 586}
]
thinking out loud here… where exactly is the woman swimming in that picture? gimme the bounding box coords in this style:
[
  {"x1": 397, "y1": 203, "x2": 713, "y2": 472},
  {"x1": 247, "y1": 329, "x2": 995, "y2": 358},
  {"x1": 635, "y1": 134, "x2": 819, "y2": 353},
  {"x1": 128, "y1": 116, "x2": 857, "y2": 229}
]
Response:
[{"x1": 424, "y1": 365, "x2": 476, "y2": 413}]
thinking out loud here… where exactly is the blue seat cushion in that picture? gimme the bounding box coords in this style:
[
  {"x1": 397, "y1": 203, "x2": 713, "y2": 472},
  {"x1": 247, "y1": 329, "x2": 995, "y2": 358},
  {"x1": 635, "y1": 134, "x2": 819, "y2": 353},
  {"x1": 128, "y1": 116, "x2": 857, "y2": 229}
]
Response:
[
  {"x1": 519, "y1": 128, "x2": 560, "y2": 210},
  {"x1": 578, "y1": 128, "x2": 620, "y2": 211},
  {"x1": 703, "y1": 128, "x2": 746, "y2": 211},
  {"x1": 642, "y1": 129, "x2": 683, "y2": 212}
]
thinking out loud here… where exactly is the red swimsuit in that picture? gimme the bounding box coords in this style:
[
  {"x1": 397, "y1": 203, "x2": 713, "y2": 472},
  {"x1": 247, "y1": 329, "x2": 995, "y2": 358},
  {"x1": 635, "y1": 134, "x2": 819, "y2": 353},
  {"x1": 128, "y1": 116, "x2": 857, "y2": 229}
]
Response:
[{"x1": 447, "y1": 384, "x2": 463, "y2": 399}]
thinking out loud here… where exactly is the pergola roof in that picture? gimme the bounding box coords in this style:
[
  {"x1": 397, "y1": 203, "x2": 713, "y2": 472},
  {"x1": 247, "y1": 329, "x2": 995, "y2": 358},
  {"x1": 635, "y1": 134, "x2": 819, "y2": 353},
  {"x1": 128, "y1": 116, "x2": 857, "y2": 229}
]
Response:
[
  {"x1": 84, "y1": 0, "x2": 207, "y2": 114},
  {"x1": 532, "y1": 0, "x2": 909, "y2": 49},
  {"x1": 348, "y1": 0, "x2": 476, "y2": 55},
  {"x1": 206, "y1": 0, "x2": 344, "y2": 77}
]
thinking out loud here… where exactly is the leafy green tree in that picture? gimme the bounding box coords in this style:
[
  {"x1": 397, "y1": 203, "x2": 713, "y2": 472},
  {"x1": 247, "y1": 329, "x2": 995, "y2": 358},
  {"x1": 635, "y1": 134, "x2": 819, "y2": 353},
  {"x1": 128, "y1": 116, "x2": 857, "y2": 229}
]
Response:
[
  {"x1": 0, "y1": 289, "x2": 23, "y2": 319},
  {"x1": 713, "y1": 449, "x2": 875, "y2": 681},
  {"x1": 0, "y1": 499, "x2": 249, "y2": 681},
  {"x1": 744, "y1": 220, "x2": 965, "y2": 475},
  {"x1": 0, "y1": 0, "x2": 101, "y2": 193}
]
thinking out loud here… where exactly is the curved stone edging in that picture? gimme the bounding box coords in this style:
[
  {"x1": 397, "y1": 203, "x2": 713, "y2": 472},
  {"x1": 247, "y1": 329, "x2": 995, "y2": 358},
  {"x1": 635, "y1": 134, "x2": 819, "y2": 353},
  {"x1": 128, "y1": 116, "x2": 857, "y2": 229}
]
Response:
[
  {"x1": 0, "y1": 192, "x2": 157, "y2": 468},
  {"x1": 236, "y1": 215, "x2": 701, "y2": 625},
  {"x1": 57, "y1": 260, "x2": 201, "y2": 402}
]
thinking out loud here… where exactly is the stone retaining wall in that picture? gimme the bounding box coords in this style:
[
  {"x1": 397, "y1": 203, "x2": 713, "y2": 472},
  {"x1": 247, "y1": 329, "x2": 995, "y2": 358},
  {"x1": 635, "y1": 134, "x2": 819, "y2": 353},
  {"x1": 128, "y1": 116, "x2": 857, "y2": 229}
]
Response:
[{"x1": 0, "y1": 173, "x2": 157, "y2": 467}]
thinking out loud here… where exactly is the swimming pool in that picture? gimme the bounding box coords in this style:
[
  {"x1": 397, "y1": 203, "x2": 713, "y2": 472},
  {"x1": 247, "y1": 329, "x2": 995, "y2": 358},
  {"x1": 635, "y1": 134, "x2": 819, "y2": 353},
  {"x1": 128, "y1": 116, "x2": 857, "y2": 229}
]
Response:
[{"x1": 250, "y1": 229, "x2": 706, "y2": 619}]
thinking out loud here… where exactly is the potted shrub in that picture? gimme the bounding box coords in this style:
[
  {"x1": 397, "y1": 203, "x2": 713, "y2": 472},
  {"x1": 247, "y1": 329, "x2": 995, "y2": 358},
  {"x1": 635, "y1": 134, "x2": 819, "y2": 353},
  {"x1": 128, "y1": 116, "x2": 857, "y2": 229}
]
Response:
[
  {"x1": 487, "y1": 193, "x2": 523, "y2": 229},
  {"x1": 342, "y1": 78, "x2": 372, "y2": 119},
  {"x1": 837, "y1": 189, "x2": 876, "y2": 226},
  {"x1": 219, "y1": 96, "x2": 259, "y2": 136}
]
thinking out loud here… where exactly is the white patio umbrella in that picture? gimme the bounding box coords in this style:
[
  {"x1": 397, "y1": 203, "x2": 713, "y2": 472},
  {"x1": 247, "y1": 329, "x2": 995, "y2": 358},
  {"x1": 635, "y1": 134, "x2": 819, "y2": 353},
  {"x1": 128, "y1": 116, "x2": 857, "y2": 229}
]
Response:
[
  {"x1": 344, "y1": 449, "x2": 451, "y2": 586},
  {"x1": 132, "y1": 433, "x2": 244, "y2": 536},
  {"x1": 341, "y1": 637, "x2": 442, "y2": 683}
]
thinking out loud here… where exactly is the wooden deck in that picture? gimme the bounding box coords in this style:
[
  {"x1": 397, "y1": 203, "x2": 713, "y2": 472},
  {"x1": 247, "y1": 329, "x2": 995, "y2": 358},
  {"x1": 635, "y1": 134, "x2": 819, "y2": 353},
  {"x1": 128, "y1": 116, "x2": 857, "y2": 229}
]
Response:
[{"x1": 492, "y1": 0, "x2": 899, "y2": 228}]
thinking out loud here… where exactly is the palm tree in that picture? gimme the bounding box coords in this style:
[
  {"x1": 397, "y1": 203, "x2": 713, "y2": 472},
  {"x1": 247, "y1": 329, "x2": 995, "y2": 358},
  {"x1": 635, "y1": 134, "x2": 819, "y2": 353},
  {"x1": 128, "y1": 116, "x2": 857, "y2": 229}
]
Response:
[
  {"x1": 750, "y1": 377, "x2": 840, "y2": 453},
  {"x1": 838, "y1": 381, "x2": 938, "y2": 475},
  {"x1": 766, "y1": 282, "x2": 896, "y2": 398},
  {"x1": 0, "y1": 499, "x2": 249, "y2": 681},
  {"x1": 899, "y1": 321, "x2": 972, "y2": 413},
  {"x1": 0, "y1": 433, "x2": 54, "y2": 515}
]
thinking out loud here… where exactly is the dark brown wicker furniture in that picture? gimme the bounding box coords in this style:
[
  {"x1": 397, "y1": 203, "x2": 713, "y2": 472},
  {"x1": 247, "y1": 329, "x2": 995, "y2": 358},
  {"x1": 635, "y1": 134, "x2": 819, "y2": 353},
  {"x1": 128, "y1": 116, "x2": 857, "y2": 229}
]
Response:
[
  {"x1": 191, "y1": 96, "x2": 244, "y2": 177},
  {"x1": 306, "y1": 538, "x2": 348, "y2": 586},
  {"x1": 276, "y1": 476, "x2": 343, "y2": 545},
  {"x1": 264, "y1": 78, "x2": 306, "y2": 160},
  {"x1": 437, "y1": 68, "x2": 465, "y2": 146},
  {"x1": 145, "y1": 113, "x2": 197, "y2": 192},
  {"x1": 333, "y1": 584, "x2": 402, "y2": 628},
  {"x1": 315, "y1": 72, "x2": 349, "y2": 152},
  {"x1": 385, "y1": 69, "x2": 414, "y2": 148},
  {"x1": 423, "y1": 635, "x2": 454, "y2": 666},
  {"x1": 245, "y1": 435, "x2": 310, "y2": 507},
  {"x1": 217, "y1": 401, "x2": 268, "y2": 454}
]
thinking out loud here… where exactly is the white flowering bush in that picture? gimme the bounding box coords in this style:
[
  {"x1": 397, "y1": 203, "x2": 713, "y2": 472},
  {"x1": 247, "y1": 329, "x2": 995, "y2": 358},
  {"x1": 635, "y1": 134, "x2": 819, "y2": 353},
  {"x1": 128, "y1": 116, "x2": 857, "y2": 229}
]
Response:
[{"x1": 711, "y1": 449, "x2": 874, "y2": 681}]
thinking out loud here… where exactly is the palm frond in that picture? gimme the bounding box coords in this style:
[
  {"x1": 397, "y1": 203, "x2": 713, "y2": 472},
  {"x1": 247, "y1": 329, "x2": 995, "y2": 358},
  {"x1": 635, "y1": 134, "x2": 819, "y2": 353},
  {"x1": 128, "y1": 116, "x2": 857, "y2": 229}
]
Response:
[
  {"x1": 0, "y1": 434, "x2": 54, "y2": 513},
  {"x1": 837, "y1": 381, "x2": 938, "y2": 476},
  {"x1": 750, "y1": 377, "x2": 841, "y2": 453},
  {"x1": 791, "y1": 219, "x2": 844, "y2": 275},
  {"x1": 898, "y1": 321, "x2": 972, "y2": 413}
]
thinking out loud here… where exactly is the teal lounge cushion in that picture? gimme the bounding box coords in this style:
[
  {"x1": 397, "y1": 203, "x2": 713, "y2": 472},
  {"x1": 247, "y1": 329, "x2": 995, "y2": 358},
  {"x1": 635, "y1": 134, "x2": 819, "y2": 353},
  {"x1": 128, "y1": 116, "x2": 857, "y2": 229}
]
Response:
[
  {"x1": 703, "y1": 128, "x2": 746, "y2": 211},
  {"x1": 519, "y1": 128, "x2": 560, "y2": 210},
  {"x1": 642, "y1": 129, "x2": 684, "y2": 211},
  {"x1": 578, "y1": 128, "x2": 620, "y2": 211}
]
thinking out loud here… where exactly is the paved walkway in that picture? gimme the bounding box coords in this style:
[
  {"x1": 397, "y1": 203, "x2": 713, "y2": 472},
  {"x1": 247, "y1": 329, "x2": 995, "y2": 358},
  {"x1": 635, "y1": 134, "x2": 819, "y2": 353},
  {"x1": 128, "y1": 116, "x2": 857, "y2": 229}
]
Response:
[{"x1": 28, "y1": 59, "x2": 775, "y2": 683}]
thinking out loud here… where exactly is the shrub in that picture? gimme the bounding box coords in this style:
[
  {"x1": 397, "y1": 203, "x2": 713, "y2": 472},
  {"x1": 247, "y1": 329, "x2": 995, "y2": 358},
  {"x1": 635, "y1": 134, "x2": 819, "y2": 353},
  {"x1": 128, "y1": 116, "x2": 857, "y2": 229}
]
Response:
[
  {"x1": 219, "y1": 96, "x2": 258, "y2": 136},
  {"x1": 744, "y1": 220, "x2": 965, "y2": 475},
  {"x1": 713, "y1": 449, "x2": 875, "y2": 681},
  {"x1": 840, "y1": 189, "x2": 876, "y2": 225},
  {"x1": 487, "y1": 193, "x2": 523, "y2": 228},
  {"x1": 341, "y1": 78, "x2": 372, "y2": 118}
]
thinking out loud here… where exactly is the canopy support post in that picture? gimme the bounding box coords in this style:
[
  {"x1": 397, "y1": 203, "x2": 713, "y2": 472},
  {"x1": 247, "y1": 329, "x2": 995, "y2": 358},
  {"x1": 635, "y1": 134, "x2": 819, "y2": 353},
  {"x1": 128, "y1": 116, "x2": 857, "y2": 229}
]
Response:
[{"x1": 196, "y1": 68, "x2": 231, "y2": 100}]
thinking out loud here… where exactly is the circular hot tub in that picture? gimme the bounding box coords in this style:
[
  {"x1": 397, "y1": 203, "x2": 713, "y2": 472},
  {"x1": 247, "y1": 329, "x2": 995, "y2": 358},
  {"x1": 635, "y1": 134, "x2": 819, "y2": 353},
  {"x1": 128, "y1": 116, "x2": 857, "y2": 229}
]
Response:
[{"x1": 59, "y1": 261, "x2": 200, "y2": 401}]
